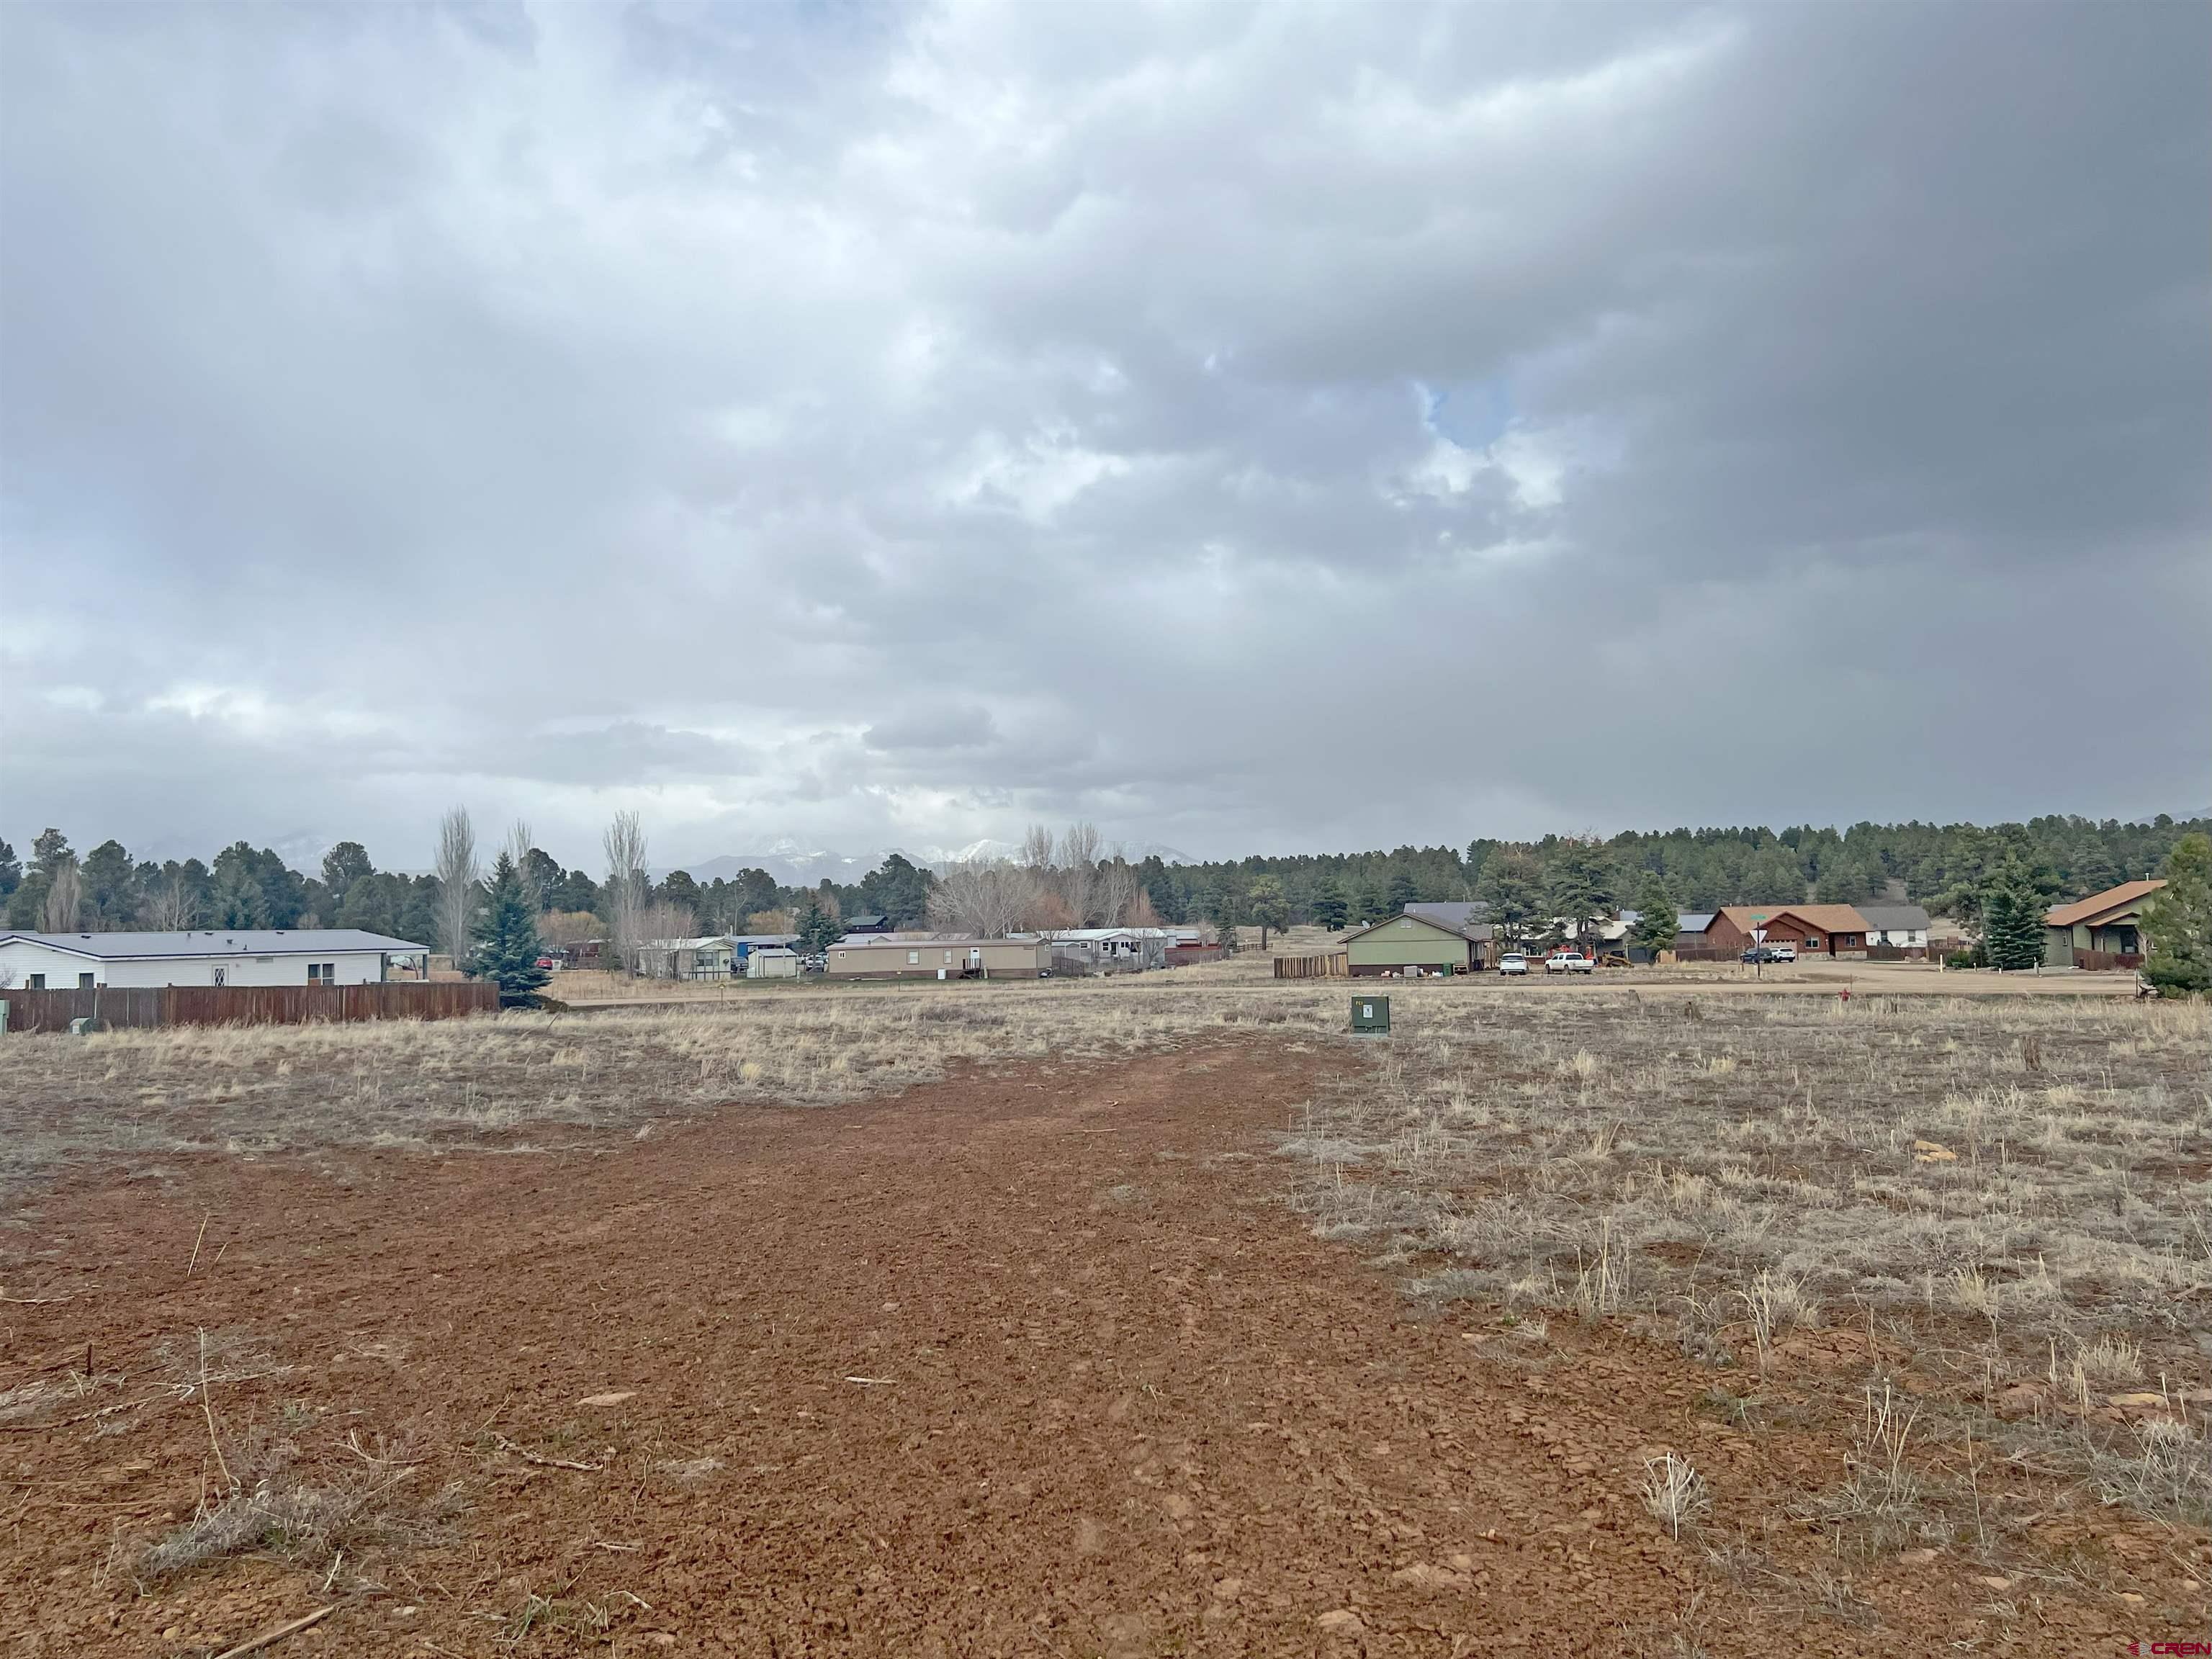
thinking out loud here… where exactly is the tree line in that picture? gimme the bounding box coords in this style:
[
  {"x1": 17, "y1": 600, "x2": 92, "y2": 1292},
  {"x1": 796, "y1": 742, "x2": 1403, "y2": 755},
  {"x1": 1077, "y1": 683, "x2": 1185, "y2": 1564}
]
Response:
[{"x1": 4, "y1": 811, "x2": 2205, "y2": 987}]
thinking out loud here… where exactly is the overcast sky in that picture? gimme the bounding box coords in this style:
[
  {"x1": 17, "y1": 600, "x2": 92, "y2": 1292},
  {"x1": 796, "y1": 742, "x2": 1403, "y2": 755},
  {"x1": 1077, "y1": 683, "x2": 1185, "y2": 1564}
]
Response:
[{"x1": 2, "y1": 3, "x2": 2206, "y2": 873}]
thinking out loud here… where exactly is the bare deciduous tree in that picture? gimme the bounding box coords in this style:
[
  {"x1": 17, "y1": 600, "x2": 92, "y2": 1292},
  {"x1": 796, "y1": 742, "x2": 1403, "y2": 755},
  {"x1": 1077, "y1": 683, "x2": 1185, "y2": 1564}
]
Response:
[
  {"x1": 1097, "y1": 846, "x2": 1139, "y2": 928},
  {"x1": 927, "y1": 858, "x2": 1038, "y2": 938},
  {"x1": 42, "y1": 856, "x2": 83, "y2": 931},
  {"x1": 602, "y1": 811, "x2": 649, "y2": 972},
  {"x1": 503, "y1": 819, "x2": 541, "y2": 916},
  {"x1": 434, "y1": 809, "x2": 480, "y2": 966},
  {"x1": 1057, "y1": 822, "x2": 1102, "y2": 926},
  {"x1": 639, "y1": 899, "x2": 697, "y2": 948},
  {"x1": 146, "y1": 873, "x2": 199, "y2": 930},
  {"x1": 1019, "y1": 824, "x2": 1056, "y2": 873}
]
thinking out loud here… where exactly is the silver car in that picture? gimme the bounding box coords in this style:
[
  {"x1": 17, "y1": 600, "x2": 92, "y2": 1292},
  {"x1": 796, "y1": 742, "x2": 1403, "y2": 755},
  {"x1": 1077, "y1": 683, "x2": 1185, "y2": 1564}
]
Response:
[{"x1": 1498, "y1": 952, "x2": 1529, "y2": 976}]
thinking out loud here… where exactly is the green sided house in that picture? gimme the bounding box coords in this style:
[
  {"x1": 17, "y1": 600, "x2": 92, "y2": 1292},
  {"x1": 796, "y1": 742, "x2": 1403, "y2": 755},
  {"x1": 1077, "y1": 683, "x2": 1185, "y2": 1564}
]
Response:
[
  {"x1": 2043, "y1": 878, "x2": 2164, "y2": 971},
  {"x1": 1342, "y1": 912, "x2": 1488, "y2": 976}
]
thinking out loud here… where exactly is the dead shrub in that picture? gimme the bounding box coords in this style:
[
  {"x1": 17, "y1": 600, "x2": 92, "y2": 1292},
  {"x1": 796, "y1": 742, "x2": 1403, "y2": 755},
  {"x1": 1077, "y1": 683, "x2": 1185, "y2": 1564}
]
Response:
[{"x1": 125, "y1": 1424, "x2": 446, "y2": 1586}]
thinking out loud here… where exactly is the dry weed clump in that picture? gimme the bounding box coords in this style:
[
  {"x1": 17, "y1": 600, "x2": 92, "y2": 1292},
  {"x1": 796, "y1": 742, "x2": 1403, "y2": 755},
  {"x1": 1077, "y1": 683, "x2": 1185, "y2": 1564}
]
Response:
[
  {"x1": 125, "y1": 1421, "x2": 446, "y2": 1586},
  {"x1": 1640, "y1": 1450, "x2": 1710, "y2": 1538}
]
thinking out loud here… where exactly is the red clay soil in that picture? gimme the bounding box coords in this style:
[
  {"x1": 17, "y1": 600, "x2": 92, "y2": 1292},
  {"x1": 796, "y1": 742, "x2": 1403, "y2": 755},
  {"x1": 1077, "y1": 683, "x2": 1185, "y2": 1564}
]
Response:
[{"x1": 1, "y1": 1036, "x2": 2198, "y2": 1657}]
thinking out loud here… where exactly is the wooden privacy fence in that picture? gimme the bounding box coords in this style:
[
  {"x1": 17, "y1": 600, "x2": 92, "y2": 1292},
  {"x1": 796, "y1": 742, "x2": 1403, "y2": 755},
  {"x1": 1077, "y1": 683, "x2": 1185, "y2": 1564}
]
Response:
[
  {"x1": 0, "y1": 981, "x2": 498, "y2": 1035},
  {"x1": 2072, "y1": 949, "x2": 2143, "y2": 973},
  {"x1": 1274, "y1": 951, "x2": 1349, "y2": 979}
]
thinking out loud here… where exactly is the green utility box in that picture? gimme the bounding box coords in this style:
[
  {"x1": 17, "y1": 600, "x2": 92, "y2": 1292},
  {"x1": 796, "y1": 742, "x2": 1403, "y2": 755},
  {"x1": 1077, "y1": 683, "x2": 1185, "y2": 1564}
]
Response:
[{"x1": 1351, "y1": 994, "x2": 1390, "y2": 1034}]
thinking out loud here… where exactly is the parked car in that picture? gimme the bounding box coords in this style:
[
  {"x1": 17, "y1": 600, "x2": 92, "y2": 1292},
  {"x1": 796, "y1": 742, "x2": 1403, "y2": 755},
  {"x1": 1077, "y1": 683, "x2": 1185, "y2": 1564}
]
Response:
[
  {"x1": 1498, "y1": 952, "x2": 1529, "y2": 976},
  {"x1": 1767, "y1": 943, "x2": 1797, "y2": 963},
  {"x1": 1545, "y1": 950, "x2": 1595, "y2": 974}
]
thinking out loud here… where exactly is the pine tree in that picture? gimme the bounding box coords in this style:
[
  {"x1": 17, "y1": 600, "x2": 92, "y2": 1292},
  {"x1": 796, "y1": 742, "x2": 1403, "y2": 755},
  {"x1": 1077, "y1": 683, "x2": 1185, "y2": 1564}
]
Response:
[
  {"x1": 798, "y1": 901, "x2": 841, "y2": 953},
  {"x1": 471, "y1": 853, "x2": 550, "y2": 997},
  {"x1": 1629, "y1": 876, "x2": 1680, "y2": 954},
  {"x1": 1210, "y1": 886, "x2": 1241, "y2": 954},
  {"x1": 1477, "y1": 849, "x2": 1541, "y2": 948},
  {"x1": 1310, "y1": 876, "x2": 1348, "y2": 933},
  {"x1": 1385, "y1": 870, "x2": 1420, "y2": 914},
  {"x1": 1980, "y1": 860, "x2": 2044, "y2": 972},
  {"x1": 2141, "y1": 832, "x2": 2212, "y2": 997},
  {"x1": 1247, "y1": 876, "x2": 1288, "y2": 949}
]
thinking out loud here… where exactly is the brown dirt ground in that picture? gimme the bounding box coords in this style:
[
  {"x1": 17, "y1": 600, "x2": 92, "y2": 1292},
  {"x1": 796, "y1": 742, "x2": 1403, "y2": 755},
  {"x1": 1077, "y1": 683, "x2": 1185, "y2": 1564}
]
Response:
[{"x1": 3, "y1": 1035, "x2": 2197, "y2": 1657}]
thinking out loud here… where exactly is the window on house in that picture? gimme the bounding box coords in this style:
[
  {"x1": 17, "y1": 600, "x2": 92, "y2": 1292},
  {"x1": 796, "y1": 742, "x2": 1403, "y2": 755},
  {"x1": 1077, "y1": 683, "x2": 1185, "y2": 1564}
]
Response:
[
  {"x1": 27, "y1": 974, "x2": 45, "y2": 989},
  {"x1": 78, "y1": 972, "x2": 95, "y2": 989},
  {"x1": 308, "y1": 962, "x2": 337, "y2": 984},
  {"x1": 908, "y1": 951, "x2": 920, "y2": 965}
]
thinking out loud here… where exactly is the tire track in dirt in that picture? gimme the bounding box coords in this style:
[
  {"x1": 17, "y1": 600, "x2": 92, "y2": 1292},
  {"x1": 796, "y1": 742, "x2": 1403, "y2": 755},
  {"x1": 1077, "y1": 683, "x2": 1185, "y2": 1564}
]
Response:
[{"x1": 1, "y1": 1034, "x2": 2155, "y2": 1655}]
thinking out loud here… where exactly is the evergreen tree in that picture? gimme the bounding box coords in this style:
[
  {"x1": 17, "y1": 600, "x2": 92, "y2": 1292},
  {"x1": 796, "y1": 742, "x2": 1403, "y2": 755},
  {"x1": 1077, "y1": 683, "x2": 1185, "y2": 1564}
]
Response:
[
  {"x1": 856, "y1": 853, "x2": 934, "y2": 925},
  {"x1": 1246, "y1": 875, "x2": 1288, "y2": 948},
  {"x1": 0, "y1": 840, "x2": 19, "y2": 902},
  {"x1": 1545, "y1": 842, "x2": 1614, "y2": 948},
  {"x1": 1476, "y1": 849, "x2": 1542, "y2": 947},
  {"x1": 470, "y1": 853, "x2": 550, "y2": 996},
  {"x1": 81, "y1": 839, "x2": 138, "y2": 925},
  {"x1": 1980, "y1": 860, "x2": 2044, "y2": 971},
  {"x1": 798, "y1": 901, "x2": 841, "y2": 953},
  {"x1": 1210, "y1": 886, "x2": 1241, "y2": 954},
  {"x1": 321, "y1": 842, "x2": 374, "y2": 909},
  {"x1": 1310, "y1": 875, "x2": 1348, "y2": 932},
  {"x1": 1385, "y1": 870, "x2": 1420, "y2": 914},
  {"x1": 1629, "y1": 877, "x2": 1680, "y2": 954},
  {"x1": 30, "y1": 828, "x2": 73, "y2": 880},
  {"x1": 2141, "y1": 833, "x2": 2212, "y2": 997},
  {"x1": 210, "y1": 864, "x2": 270, "y2": 928}
]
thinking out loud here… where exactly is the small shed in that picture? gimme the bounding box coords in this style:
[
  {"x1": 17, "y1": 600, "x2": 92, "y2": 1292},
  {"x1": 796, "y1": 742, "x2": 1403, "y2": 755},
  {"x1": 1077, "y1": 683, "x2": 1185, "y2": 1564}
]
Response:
[{"x1": 746, "y1": 947, "x2": 799, "y2": 979}]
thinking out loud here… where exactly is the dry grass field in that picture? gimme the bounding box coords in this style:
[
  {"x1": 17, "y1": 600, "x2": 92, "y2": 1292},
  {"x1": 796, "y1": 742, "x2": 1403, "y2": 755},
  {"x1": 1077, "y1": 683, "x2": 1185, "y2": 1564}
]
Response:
[
  {"x1": 1, "y1": 971, "x2": 2204, "y2": 1655},
  {"x1": 1280, "y1": 989, "x2": 2212, "y2": 1545}
]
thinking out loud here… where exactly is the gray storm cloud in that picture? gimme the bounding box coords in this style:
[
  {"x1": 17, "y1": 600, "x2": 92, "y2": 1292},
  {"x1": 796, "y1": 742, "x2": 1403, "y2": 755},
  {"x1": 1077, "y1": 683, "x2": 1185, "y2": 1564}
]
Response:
[{"x1": 2, "y1": 2, "x2": 2205, "y2": 869}]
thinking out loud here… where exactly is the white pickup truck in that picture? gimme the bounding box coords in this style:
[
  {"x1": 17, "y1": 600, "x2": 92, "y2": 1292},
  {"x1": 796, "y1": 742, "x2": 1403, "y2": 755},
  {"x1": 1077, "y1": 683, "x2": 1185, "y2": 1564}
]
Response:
[{"x1": 1545, "y1": 949, "x2": 1596, "y2": 974}]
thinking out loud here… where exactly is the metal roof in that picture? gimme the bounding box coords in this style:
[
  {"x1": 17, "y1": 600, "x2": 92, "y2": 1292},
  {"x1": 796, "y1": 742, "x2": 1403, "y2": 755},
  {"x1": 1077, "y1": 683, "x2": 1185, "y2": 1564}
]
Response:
[
  {"x1": 0, "y1": 929, "x2": 426, "y2": 960},
  {"x1": 1676, "y1": 913, "x2": 1717, "y2": 933}
]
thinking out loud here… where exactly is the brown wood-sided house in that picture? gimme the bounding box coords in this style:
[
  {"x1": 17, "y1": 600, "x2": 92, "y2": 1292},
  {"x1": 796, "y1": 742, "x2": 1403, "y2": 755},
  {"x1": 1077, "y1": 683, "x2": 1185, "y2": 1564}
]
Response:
[{"x1": 1753, "y1": 905, "x2": 1871, "y2": 958}]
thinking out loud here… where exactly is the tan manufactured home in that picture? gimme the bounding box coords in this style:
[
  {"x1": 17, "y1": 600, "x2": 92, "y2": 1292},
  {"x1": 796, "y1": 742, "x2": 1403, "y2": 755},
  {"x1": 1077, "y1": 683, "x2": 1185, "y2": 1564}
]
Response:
[{"x1": 824, "y1": 936, "x2": 1050, "y2": 979}]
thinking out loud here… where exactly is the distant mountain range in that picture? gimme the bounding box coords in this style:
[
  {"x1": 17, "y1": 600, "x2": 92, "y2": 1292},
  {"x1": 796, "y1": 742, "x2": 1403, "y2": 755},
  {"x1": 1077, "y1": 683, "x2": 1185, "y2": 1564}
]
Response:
[{"x1": 665, "y1": 838, "x2": 1195, "y2": 888}]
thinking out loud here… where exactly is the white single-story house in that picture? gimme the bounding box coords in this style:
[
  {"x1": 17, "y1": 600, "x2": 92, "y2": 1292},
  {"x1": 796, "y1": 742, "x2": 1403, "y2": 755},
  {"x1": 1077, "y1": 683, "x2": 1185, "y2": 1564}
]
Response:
[
  {"x1": 635, "y1": 936, "x2": 736, "y2": 980},
  {"x1": 0, "y1": 929, "x2": 428, "y2": 990},
  {"x1": 824, "y1": 935, "x2": 1049, "y2": 979},
  {"x1": 1046, "y1": 927, "x2": 1177, "y2": 974},
  {"x1": 1857, "y1": 904, "x2": 1932, "y2": 954}
]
